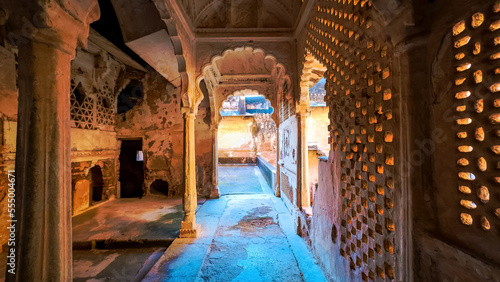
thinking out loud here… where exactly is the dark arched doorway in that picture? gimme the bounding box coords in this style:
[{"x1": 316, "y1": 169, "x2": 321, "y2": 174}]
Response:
[
  {"x1": 119, "y1": 139, "x2": 144, "y2": 198},
  {"x1": 150, "y1": 179, "x2": 169, "y2": 196},
  {"x1": 89, "y1": 165, "x2": 104, "y2": 202}
]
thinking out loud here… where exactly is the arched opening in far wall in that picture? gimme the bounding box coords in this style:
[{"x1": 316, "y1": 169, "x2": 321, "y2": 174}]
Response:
[{"x1": 89, "y1": 165, "x2": 104, "y2": 202}]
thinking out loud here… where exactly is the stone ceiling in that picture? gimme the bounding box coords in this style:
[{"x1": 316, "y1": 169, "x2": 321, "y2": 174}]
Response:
[{"x1": 177, "y1": 0, "x2": 304, "y2": 31}]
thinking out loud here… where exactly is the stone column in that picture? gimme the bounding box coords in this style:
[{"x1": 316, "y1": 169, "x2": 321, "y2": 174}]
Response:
[
  {"x1": 180, "y1": 110, "x2": 201, "y2": 237},
  {"x1": 210, "y1": 124, "x2": 220, "y2": 198},
  {"x1": 297, "y1": 108, "x2": 310, "y2": 209},
  {"x1": 11, "y1": 38, "x2": 73, "y2": 282},
  {"x1": 2, "y1": 2, "x2": 99, "y2": 280},
  {"x1": 275, "y1": 124, "x2": 281, "y2": 197}
]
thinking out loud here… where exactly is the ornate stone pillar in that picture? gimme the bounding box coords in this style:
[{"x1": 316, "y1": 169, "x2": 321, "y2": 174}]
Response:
[
  {"x1": 297, "y1": 106, "x2": 310, "y2": 209},
  {"x1": 210, "y1": 124, "x2": 220, "y2": 198},
  {"x1": 14, "y1": 40, "x2": 74, "y2": 282},
  {"x1": 275, "y1": 123, "x2": 281, "y2": 197},
  {"x1": 1, "y1": 2, "x2": 99, "y2": 281},
  {"x1": 180, "y1": 109, "x2": 201, "y2": 237}
]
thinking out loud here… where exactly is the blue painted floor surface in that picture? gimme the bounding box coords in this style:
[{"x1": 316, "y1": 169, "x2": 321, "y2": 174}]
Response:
[
  {"x1": 218, "y1": 165, "x2": 269, "y2": 195},
  {"x1": 144, "y1": 165, "x2": 327, "y2": 282}
]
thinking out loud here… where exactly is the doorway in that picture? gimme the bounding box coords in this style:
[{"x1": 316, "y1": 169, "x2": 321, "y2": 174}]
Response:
[
  {"x1": 89, "y1": 165, "x2": 104, "y2": 202},
  {"x1": 119, "y1": 139, "x2": 144, "y2": 198}
]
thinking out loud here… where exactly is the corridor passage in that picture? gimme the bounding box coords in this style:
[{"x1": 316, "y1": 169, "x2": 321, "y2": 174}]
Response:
[{"x1": 144, "y1": 165, "x2": 327, "y2": 281}]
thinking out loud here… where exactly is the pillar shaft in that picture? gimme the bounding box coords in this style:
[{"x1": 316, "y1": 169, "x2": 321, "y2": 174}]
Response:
[
  {"x1": 297, "y1": 111, "x2": 310, "y2": 209},
  {"x1": 275, "y1": 124, "x2": 281, "y2": 197},
  {"x1": 180, "y1": 112, "x2": 200, "y2": 237},
  {"x1": 11, "y1": 41, "x2": 72, "y2": 281},
  {"x1": 211, "y1": 125, "x2": 220, "y2": 198}
]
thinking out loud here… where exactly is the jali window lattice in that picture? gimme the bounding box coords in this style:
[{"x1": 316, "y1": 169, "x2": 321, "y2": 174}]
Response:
[
  {"x1": 306, "y1": 0, "x2": 398, "y2": 280},
  {"x1": 70, "y1": 79, "x2": 116, "y2": 130}
]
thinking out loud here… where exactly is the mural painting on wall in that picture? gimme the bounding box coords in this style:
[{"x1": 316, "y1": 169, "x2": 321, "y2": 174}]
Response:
[{"x1": 279, "y1": 116, "x2": 298, "y2": 172}]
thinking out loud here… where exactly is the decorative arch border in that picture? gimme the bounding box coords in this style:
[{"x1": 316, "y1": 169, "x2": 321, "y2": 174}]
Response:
[
  {"x1": 150, "y1": 0, "x2": 190, "y2": 107},
  {"x1": 196, "y1": 46, "x2": 293, "y2": 126}
]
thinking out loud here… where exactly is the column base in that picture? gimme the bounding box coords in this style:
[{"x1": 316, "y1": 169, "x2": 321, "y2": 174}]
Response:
[
  {"x1": 179, "y1": 221, "x2": 201, "y2": 238},
  {"x1": 210, "y1": 187, "x2": 221, "y2": 199}
]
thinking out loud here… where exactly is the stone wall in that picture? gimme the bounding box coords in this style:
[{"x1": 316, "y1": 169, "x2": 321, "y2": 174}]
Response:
[
  {"x1": 68, "y1": 44, "x2": 124, "y2": 210},
  {"x1": 302, "y1": 0, "x2": 405, "y2": 280},
  {"x1": 307, "y1": 106, "x2": 330, "y2": 196},
  {"x1": 307, "y1": 106, "x2": 330, "y2": 153},
  {"x1": 0, "y1": 34, "x2": 137, "y2": 245},
  {"x1": 279, "y1": 115, "x2": 299, "y2": 213},
  {"x1": 254, "y1": 113, "x2": 277, "y2": 166},
  {"x1": 407, "y1": 0, "x2": 500, "y2": 280},
  {"x1": 116, "y1": 71, "x2": 185, "y2": 196},
  {"x1": 300, "y1": 0, "x2": 500, "y2": 281},
  {"x1": 217, "y1": 115, "x2": 277, "y2": 165},
  {"x1": 218, "y1": 116, "x2": 257, "y2": 163},
  {"x1": 195, "y1": 106, "x2": 216, "y2": 197},
  {"x1": 0, "y1": 43, "x2": 17, "y2": 248}
]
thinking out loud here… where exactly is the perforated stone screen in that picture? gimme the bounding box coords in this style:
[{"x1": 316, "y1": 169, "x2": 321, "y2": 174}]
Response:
[
  {"x1": 305, "y1": 0, "x2": 399, "y2": 280},
  {"x1": 70, "y1": 79, "x2": 116, "y2": 130},
  {"x1": 444, "y1": 1, "x2": 500, "y2": 263}
]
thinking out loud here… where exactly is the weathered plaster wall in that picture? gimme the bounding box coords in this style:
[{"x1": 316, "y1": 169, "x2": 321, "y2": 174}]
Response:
[
  {"x1": 310, "y1": 152, "x2": 348, "y2": 281},
  {"x1": 301, "y1": 0, "x2": 407, "y2": 280},
  {"x1": 254, "y1": 114, "x2": 277, "y2": 166},
  {"x1": 116, "y1": 71, "x2": 185, "y2": 196},
  {"x1": 407, "y1": 0, "x2": 500, "y2": 280},
  {"x1": 279, "y1": 115, "x2": 298, "y2": 213},
  {"x1": 307, "y1": 106, "x2": 330, "y2": 194},
  {"x1": 218, "y1": 116, "x2": 257, "y2": 163},
  {"x1": 68, "y1": 45, "x2": 126, "y2": 211},
  {"x1": 115, "y1": 70, "x2": 215, "y2": 198},
  {"x1": 0, "y1": 44, "x2": 17, "y2": 247},
  {"x1": 195, "y1": 107, "x2": 216, "y2": 197},
  {"x1": 217, "y1": 115, "x2": 277, "y2": 165},
  {"x1": 307, "y1": 106, "x2": 330, "y2": 152}
]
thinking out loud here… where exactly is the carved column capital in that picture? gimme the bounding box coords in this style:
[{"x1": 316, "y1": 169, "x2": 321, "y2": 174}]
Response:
[
  {"x1": 296, "y1": 103, "x2": 311, "y2": 117},
  {"x1": 182, "y1": 106, "x2": 197, "y2": 118},
  {"x1": 0, "y1": 0, "x2": 100, "y2": 56}
]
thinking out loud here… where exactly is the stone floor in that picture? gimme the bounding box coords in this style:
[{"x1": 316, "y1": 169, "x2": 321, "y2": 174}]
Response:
[
  {"x1": 73, "y1": 196, "x2": 206, "y2": 243},
  {"x1": 218, "y1": 165, "x2": 265, "y2": 195},
  {"x1": 1, "y1": 166, "x2": 326, "y2": 281},
  {"x1": 143, "y1": 165, "x2": 327, "y2": 282},
  {"x1": 71, "y1": 196, "x2": 205, "y2": 281}
]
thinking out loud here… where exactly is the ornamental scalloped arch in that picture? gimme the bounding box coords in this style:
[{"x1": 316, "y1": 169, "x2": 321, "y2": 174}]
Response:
[
  {"x1": 197, "y1": 46, "x2": 292, "y2": 128},
  {"x1": 150, "y1": 0, "x2": 191, "y2": 108},
  {"x1": 300, "y1": 52, "x2": 327, "y2": 106}
]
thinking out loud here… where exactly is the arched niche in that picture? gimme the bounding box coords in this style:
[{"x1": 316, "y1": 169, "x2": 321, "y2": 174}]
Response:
[
  {"x1": 73, "y1": 179, "x2": 90, "y2": 214},
  {"x1": 89, "y1": 165, "x2": 104, "y2": 202}
]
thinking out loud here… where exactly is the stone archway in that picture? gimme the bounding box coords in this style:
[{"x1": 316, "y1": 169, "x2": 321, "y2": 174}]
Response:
[
  {"x1": 217, "y1": 89, "x2": 277, "y2": 165},
  {"x1": 197, "y1": 46, "x2": 293, "y2": 195}
]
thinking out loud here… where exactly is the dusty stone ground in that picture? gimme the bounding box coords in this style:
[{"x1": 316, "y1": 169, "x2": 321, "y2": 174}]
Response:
[
  {"x1": 0, "y1": 167, "x2": 324, "y2": 281},
  {"x1": 73, "y1": 248, "x2": 165, "y2": 281},
  {"x1": 69, "y1": 195, "x2": 205, "y2": 281},
  {"x1": 144, "y1": 165, "x2": 327, "y2": 281},
  {"x1": 73, "y1": 196, "x2": 205, "y2": 242},
  {"x1": 218, "y1": 165, "x2": 265, "y2": 195},
  {"x1": 199, "y1": 197, "x2": 304, "y2": 281}
]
